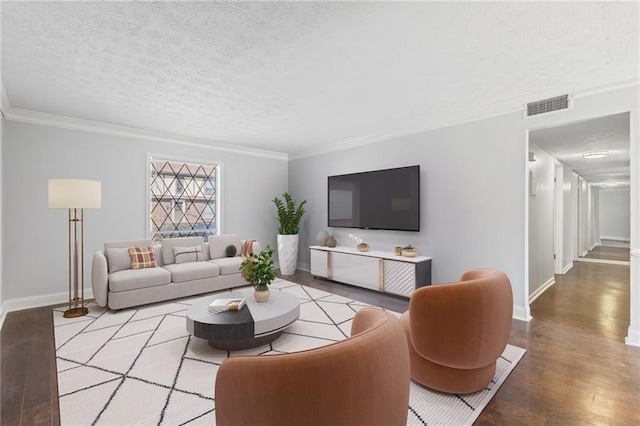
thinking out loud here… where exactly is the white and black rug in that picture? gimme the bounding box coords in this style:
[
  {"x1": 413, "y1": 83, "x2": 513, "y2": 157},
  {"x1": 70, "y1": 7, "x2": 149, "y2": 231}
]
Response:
[{"x1": 54, "y1": 279, "x2": 526, "y2": 425}]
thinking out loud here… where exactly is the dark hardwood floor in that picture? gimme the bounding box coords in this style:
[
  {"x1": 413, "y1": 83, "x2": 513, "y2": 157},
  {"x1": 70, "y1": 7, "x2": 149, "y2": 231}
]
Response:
[
  {"x1": 2, "y1": 262, "x2": 638, "y2": 425},
  {"x1": 582, "y1": 244, "x2": 630, "y2": 262}
]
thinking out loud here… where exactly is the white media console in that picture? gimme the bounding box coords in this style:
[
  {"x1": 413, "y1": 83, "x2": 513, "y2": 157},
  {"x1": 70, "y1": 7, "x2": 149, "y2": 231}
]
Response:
[{"x1": 309, "y1": 245, "x2": 432, "y2": 297}]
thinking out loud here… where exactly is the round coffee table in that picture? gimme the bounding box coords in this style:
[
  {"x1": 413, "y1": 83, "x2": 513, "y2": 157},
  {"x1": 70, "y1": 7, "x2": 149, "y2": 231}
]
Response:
[{"x1": 186, "y1": 289, "x2": 300, "y2": 350}]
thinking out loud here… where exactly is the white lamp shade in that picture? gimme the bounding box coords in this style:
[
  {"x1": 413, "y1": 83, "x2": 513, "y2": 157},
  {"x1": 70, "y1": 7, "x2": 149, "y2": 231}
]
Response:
[{"x1": 48, "y1": 179, "x2": 102, "y2": 209}]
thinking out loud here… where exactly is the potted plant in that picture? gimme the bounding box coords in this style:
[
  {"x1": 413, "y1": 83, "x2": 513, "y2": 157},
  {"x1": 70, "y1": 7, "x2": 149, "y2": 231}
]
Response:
[
  {"x1": 239, "y1": 246, "x2": 277, "y2": 302},
  {"x1": 272, "y1": 192, "x2": 307, "y2": 275}
]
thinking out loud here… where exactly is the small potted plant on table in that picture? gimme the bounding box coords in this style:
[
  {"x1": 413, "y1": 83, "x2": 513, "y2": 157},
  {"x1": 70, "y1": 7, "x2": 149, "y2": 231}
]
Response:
[{"x1": 240, "y1": 246, "x2": 277, "y2": 302}]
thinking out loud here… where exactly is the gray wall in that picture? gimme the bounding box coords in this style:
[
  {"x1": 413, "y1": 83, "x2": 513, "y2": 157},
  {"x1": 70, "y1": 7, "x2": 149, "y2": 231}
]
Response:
[
  {"x1": 1, "y1": 84, "x2": 637, "y2": 340},
  {"x1": 578, "y1": 177, "x2": 589, "y2": 256},
  {"x1": 2, "y1": 121, "x2": 287, "y2": 302},
  {"x1": 599, "y1": 188, "x2": 631, "y2": 240},
  {"x1": 562, "y1": 165, "x2": 574, "y2": 271},
  {"x1": 528, "y1": 143, "x2": 555, "y2": 298},
  {"x1": 290, "y1": 84, "x2": 639, "y2": 325},
  {"x1": 590, "y1": 187, "x2": 600, "y2": 247},
  {"x1": 0, "y1": 115, "x2": 4, "y2": 318},
  {"x1": 289, "y1": 112, "x2": 528, "y2": 317}
]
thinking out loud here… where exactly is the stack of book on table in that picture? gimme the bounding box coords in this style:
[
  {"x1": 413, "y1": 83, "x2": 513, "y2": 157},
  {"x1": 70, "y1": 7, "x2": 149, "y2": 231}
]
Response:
[{"x1": 208, "y1": 298, "x2": 246, "y2": 313}]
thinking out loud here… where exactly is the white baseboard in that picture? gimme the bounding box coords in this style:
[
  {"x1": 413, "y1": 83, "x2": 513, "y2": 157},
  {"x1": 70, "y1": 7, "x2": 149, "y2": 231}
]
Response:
[
  {"x1": 575, "y1": 257, "x2": 630, "y2": 266},
  {"x1": 513, "y1": 305, "x2": 531, "y2": 322},
  {"x1": 601, "y1": 236, "x2": 631, "y2": 242},
  {"x1": 0, "y1": 306, "x2": 5, "y2": 332},
  {"x1": 562, "y1": 262, "x2": 573, "y2": 274},
  {"x1": 581, "y1": 249, "x2": 589, "y2": 257},
  {"x1": 626, "y1": 327, "x2": 640, "y2": 347},
  {"x1": 529, "y1": 277, "x2": 555, "y2": 304},
  {"x1": 0, "y1": 288, "x2": 94, "y2": 322}
]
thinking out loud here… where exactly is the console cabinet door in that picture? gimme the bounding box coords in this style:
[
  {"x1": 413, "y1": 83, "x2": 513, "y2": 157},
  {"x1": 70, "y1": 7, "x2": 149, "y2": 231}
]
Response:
[
  {"x1": 310, "y1": 249, "x2": 330, "y2": 279},
  {"x1": 383, "y1": 260, "x2": 415, "y2": 297},
  {"x1": 332, "y1": 252, "x2": 380, "y2": 291}
]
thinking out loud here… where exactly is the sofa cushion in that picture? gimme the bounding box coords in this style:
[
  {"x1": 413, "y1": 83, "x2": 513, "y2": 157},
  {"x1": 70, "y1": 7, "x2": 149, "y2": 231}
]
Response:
[
  {"x1": 106, "y1": 247, "x2": 132, "y2": 273},
  {"x1": 153, "y1": 245, "x2": 164, "y2": 267},
  {"x1": 210, "y1": 257, "x2": 243, "y2": 276},
  {"x1": 129, "y1": 246, "x2": 158, "y2": 269},
  {"x1": 162, "y1": 237, "x2": 206, "y2": 265},
  {"x1": 173, "y1": 246, "x2": 205, "y2": 264},
  {"x1": 109, "y1": 267, "x2": 171, "y2": 292},
  {"x1": 105, "y1": 239, "x2": 152, "y2": 251},
  {"x1": 209, "y1": 234, "x2": 241, "y2": 260},
  {"x1": 163, "y1": 262, "x2": 220, "y2": 283}
]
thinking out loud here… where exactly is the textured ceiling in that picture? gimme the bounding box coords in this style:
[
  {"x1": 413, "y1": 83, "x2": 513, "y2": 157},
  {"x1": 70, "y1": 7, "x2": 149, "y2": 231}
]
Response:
[
  {"x1": 1, "y1": 1, "x2": 639, "y2": 159},
  {"x1": 530, "y1": 113, "x2": 630, "y2": 187}
]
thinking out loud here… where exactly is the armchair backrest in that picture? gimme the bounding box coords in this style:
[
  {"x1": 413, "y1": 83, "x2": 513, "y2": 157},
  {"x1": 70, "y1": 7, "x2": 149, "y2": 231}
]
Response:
[
  {"x1": 215, "y1": 308, "x2": 410, "y2": 426},
  {"x1": 409, "y1": 269, "x2": 513, "y2": 370}
]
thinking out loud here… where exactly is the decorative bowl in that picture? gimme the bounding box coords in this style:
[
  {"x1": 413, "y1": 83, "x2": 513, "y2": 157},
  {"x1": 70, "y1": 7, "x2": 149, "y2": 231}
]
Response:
[
  {"x1": 401, "y1": 245, "x2": 418, "y2": 257},
  {"x1": 357, "y1": 243, "x2": 370, "y2": 252}
]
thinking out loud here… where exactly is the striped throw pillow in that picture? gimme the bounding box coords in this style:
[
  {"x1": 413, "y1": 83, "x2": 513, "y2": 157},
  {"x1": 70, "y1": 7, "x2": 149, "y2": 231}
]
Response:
[
  {"x1": 129, "y1": 246, "x2": 157, "y2": 270},
  {"x1": 173, "y1": 246, "x2": 205, "y2": 264}
]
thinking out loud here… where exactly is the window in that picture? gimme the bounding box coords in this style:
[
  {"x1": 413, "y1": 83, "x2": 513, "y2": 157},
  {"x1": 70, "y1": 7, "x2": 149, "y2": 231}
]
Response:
[
  {"x1": 150, "y1": 157, "x2": 218, "y2": 242},
  {"x1": 202, "y1": 203, "x2": 215, "y2": 221},
  {"x1": 172, "y1": 201, "x2": 186, "y2": 223}
]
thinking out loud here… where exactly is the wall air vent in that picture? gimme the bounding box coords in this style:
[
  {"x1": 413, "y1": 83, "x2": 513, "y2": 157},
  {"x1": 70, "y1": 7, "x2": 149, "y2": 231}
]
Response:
[{"x1": 525, "y1": 94, "x2": 570, "y2": 117}]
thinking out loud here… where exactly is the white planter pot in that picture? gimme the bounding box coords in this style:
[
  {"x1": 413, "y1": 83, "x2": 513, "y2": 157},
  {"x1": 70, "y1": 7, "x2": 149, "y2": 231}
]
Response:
[{"x1": 277, "y1": 234, "x2": 299, "y2": 275}]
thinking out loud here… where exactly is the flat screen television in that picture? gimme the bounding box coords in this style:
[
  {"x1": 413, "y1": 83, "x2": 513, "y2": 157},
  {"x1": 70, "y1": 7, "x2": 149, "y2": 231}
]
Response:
[{"x1": 328, "y1": 165, "x2": 420, "y2": 231}]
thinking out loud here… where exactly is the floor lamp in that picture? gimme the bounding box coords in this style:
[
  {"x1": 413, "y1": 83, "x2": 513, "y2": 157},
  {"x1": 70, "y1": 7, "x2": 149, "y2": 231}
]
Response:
[{"x1": 48, "y1": 179, "x2": 102, "y2": 318}]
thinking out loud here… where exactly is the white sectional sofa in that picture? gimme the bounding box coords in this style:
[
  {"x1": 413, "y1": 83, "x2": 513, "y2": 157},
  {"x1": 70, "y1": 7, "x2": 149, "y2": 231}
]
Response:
[{"x1": 91, "y1": 234, "x2": 261, "y2": 310}]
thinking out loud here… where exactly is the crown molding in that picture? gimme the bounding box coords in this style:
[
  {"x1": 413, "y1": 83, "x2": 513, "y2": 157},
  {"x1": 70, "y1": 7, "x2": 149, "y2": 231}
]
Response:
[
  {"x1": 290, "y1": 102, "x2": 523, "y2": 160},
  {"x1": 3, "y1": 107, "x2": 288, "y2": 161},
  {"x1": 571, "y1": 78, "x2": 639, "y2": 99},
  {"x1": 3, "y1": 79, "x2": 637, "y2": 162},
  {"x1": 290, "y1": 79, "x2": 640, "y2": 160}
]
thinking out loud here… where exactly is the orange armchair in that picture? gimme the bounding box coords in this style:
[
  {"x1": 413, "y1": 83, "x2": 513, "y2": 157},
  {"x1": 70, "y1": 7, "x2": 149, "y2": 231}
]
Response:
[
  {"x1": 215, "y1": 308, "x2": 410, "y2": 426},
  {"x1": 400, "y1": 269, "x2": 513, "y2": 394}
]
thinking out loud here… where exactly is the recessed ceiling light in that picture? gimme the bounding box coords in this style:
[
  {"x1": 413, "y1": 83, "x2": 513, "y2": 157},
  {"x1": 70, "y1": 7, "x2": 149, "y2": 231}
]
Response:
[{"x1": 581, "y1": 151, "x2": 609, "y2": 159}]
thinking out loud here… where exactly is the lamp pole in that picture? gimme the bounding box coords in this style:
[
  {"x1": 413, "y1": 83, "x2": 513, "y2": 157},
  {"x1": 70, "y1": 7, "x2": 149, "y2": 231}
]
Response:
[
  {"x1": 49, "y1": 179, "x2": 101, "y2": 319},
  {"x1": 65, "y1": 207, "x2": 88, "y2": 318}
]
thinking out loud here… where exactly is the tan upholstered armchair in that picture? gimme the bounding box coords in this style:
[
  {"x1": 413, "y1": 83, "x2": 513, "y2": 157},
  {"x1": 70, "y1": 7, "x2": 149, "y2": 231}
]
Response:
[
  {"x1": 400, "y1": 269, "x2": 513, "y2": 394},
  {"x1": 215, "y1": 308, "x2": 410, "y2": 426}
]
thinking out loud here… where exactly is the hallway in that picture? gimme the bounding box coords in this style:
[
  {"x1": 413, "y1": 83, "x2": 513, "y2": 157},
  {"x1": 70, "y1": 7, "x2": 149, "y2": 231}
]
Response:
[{"x1": 531, "y1": 261, "x2": 630, "y2": 342}]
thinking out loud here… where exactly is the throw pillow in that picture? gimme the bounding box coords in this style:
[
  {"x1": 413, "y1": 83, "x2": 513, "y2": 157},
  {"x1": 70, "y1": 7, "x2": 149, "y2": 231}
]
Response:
[
  {"x1": 225, "y1": 244, "x2": 237, "y2": 257},
  {"x1": 106, "y1": 247, "x2": 132, "y2": 274},
  {"x1": 209, "y1": 234, "x2": 241, "y2": 259},
  {"x1": 129, "y1": 246, "x2": 157, "y2": 270},
  {"x1": 173, "y1": 246, "x2": 205, "y2": 264}
]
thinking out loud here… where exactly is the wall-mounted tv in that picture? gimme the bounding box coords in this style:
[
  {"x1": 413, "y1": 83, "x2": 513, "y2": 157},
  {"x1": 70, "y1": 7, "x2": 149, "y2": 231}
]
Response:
[{"x1": 328, "y1": 165, "x2": 420, "y2": 232}]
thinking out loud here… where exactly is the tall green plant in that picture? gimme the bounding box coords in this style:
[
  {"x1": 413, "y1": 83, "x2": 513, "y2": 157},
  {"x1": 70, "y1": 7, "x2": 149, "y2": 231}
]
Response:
[{"x1": 273, "y1": 192, "x2": 307, "y2": 235}]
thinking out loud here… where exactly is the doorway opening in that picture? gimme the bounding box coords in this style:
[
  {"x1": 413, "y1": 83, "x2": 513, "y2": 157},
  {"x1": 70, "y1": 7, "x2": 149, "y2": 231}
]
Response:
[{"x1": 527, "y1": 113, "x2": 631, "y2": 341}]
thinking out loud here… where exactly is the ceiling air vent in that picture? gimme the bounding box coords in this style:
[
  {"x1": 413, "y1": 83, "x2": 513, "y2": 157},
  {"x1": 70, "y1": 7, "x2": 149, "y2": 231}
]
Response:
[{"x1": 526, "y1": 94, "x2": 570, "y2": 117}]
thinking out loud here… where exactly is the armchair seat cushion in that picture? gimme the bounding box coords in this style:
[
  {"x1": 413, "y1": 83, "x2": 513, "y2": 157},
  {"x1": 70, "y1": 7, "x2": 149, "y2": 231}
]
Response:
[
  {"x1": 109, "y1": 267, "x2": 171, "y2": 292},
  {"x1": 210, "y1": 257, "x2": 243, "y2": 276},
  {"x1": 163, "y1": 262, "x2": 220, "y2": 283}
]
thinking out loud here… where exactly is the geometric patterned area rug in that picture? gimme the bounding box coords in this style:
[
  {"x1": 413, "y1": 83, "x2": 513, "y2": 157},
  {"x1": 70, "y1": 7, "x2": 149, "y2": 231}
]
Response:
[{"x1": 54, "y1": 279, "x2": 526, "y2": 425}]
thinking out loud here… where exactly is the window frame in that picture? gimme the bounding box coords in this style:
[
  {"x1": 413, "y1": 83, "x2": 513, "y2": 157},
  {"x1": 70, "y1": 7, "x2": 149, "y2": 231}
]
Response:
[{"x1": 146, "y1": 153, "x2": 223, "y2": 241}]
